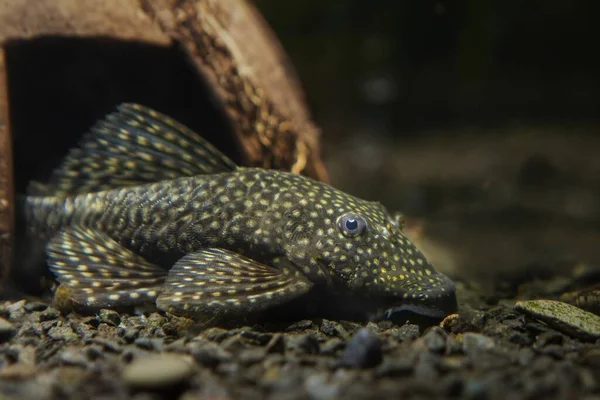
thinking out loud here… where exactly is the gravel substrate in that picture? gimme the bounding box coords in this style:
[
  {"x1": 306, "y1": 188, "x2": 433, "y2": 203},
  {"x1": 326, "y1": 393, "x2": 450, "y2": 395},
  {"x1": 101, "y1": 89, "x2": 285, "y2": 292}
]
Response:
[{"x1": 1, "y1": 292, "x2": 599, "y2": 400}]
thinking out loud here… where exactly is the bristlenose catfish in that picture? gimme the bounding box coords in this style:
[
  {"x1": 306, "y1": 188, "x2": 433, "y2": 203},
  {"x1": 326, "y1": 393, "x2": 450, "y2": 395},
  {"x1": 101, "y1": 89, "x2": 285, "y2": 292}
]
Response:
[{"x1": 24, "y1": 104, "x2": 457, "y2": 322}]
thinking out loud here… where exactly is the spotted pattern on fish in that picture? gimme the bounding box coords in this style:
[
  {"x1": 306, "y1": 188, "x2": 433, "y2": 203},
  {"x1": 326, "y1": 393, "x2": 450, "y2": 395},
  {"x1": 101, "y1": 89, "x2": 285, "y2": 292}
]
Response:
[{"x1": 24, "y1": 104, "x2": 457, "y2": 321}]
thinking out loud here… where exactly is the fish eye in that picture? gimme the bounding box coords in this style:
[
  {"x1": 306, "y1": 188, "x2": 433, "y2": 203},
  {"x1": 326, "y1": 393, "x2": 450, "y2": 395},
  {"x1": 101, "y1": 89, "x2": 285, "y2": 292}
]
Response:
[{"x1": 337, "y1": 214, "x2": 368, "y2": 237}]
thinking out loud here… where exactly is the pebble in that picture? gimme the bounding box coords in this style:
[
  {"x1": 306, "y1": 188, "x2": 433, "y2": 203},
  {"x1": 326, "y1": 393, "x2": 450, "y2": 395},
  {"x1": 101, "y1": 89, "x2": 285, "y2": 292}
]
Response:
[
  {"x1": 461, "y1": 332, "x2": 495, "y2": 357},
  {"x1": 58, "y1": 348, "x2": 89, "y2": 367},
  {"x1": 265, "y1": 333, "x2": 285, "y2": 354},
  {"x1": 336, "y1": 328, "x2": 382, "y2": 369},
  {"x1": 515, "y1": 300, "x2": 600, "y2": 341},
  {"x1": 320, "y1": 338, "x2": 345, "y2": 355},
  {"x1": 374, "y1": 358, "x2": 414, "y2": 377},
  {"x1": 24, "y1": 302, "x2": 48, "y2": 312},
  {"x1": 7, "y1": 300, "x2": 26, "y2": 321},
  {"x1": 239, "y1": 348, "x2": 267, "y2": 365},
  {"x1": 122, "y1": 353, "x2": 195, "y2": 388},
  {"x1": 98, "y1": 309, "x2": 121, "y2": 326},
  {"x1": 39, "y1": 308, "x2": 60, "y2": 322},
  {"x1": 240, "y1": 329, "x2": 273, "y2": 345},
  {"x1": 386, "y1": 324, "x2": 420, "y2": 342},
  {"x1": 304, "y1": 372, "x2": 344, "y2": 400},
  {"x1": 414, "y1": 351, "x2": 440, "y2": 381},
  {"x1": 286, "y1": 320, "x2": 315, "y2": 331},
  {"x1": 0, "y1": 317, "x2": 17, "y2": 342},
  {"x1": 423, "y1": 327, "x2": 447, "y2": 353},
  {"x1": 320, "y1": 320, "x2": 349, "y2": 339},
  {"x1": 47, "y1": 324, "x2": 79, "y2": 341},
  {"x1": 287, "y1": 334, "x2": 320, "y2": 355},
  {"x1": 134, "y1": 337, "x2": 163, "y2": 351},
  {"x1": 86, "y1": 337, "x2": 122, "y2": 353},
  {"x1": 188, "y1": 340, "x2": 232, "y2": 368},
  {"x1": 534, "y1": 330, "x2": 564, "y2": 348}
]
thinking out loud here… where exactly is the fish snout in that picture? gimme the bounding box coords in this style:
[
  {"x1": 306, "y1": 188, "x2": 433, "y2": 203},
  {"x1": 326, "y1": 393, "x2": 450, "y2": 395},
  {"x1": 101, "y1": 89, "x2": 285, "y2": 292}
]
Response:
[{"x1": 385, "y1": 272, "x2": 457, "y2": 322}]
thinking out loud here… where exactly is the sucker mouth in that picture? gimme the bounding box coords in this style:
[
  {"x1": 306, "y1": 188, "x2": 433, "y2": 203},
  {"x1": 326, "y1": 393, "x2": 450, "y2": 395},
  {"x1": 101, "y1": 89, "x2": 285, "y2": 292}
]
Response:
[
  {"x1": 376, "y1": 286, "x2": 458, "y2": 324},
  {"x1": 384, "y1": 303, "x2": 448, "y2": 320}
]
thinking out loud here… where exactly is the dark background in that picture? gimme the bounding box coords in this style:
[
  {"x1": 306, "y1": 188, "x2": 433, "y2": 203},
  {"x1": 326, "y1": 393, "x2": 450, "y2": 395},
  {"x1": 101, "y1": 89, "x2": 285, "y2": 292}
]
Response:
[{"x1": 255, "y1": 1, "x2": 600, "y2": 285}]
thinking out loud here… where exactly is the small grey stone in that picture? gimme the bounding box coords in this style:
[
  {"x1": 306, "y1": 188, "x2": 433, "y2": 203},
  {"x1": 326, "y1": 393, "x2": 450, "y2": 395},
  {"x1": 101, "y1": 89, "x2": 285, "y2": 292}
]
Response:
[
  {"x1": 200, "y1": 327, "x2": 232, "y2": 342},
  {"x1": 239, "y1": 348, "x2": 266, "y2": 365},
  {"x1": 515, "y1": 300, "x2": 600, "y2": 341},
  {"x1": 580, "y1": 348, "x2": 600, "y2": 369},
  {"x1": 39, "y1": 308, "x2": 60, "y2": 322},
  {"x1": 337, "y1": 328, "x2": 382, "y2": 369},
  {"x1": 164, "y1": 338, "x2": 187, "y2": 352},
  {"x1": 461, "y1": 333, "x2": 495, "y2": 357},
  {"x1": 7, "y1": 300, "x2": 26, "y2": 321},
  {"x1": 534, "y1": 330, "x2": 564, "y2": 348},
  {"x1": 122, "y1": 353, "x2": 195, "y2": 388},
  {"x1": 40, "y1": 320, "x2": 59, "y2": 332},
  {"x1": 85, "y1": 345, "x2": 105, "y2": 361},
  {"x1": 320, "y1": 338, "x2": 345, "y2": 356},
  {"x1": 215, "y1": 361, "x2": 241, "y2": 377},
  {"x1": 377, "y1": 320, "x2": 394, "y2": 330},
  {"x1": 59, "y1": 348, "x2": 89, "y2": 367},
  {"x1": 47, "y1": 324, "x2": 79, "y2": 341},
  {"x1": 0, "y1": 317, "x2": 17, "y2": 342},
  {"x1": 265, "y1": 334, "x2": 285, "y2": 354},
  {"x1": 365, "y1": 322, "x2": 381, "y2": 334},
  {"x1": 0, "y1": 303, "x2": 9, "y2": 319},
  {"x1": 517, "y1": 348, "x2": 536, "y2": 366},
  {"x1": 507, "y1": 331, "x2": 533, "y2": 346},
  {"x1": 188, "y1": 340, "x2": 232, "y2": 368},
  {"x1": 17, "y1": 321, "x2": 42, "y2": 339},
  {"x1": 439, "y1": 355, "x2": 469, "y2": 371},
  {"x1": 320, "y1": 320, "x2": 349, "y2": 339},
  {"x1": 86, "y1": 338, "x2": 123, "y2": 353},
  {"x1": 134, "y1": 337, "x2": 163, "y2": 351},
  {"x1": 97, "y1": 309, "x2": 121, "y2": 326},
  {"x1": 220, "y1": 334, "x2": 246, "y2": 353},
  {"x1": 304, "y1": 372, "x2": 343, "y2": 400},
  {"x1": 387, "y1": 324, "x2": 420, "y2": 342},
  {"x1": 423, "y1": 327, "x2": 447, "y2": 353},
  {"x1": 123, "y1": 327, "x2": 141, "y2": 343},
  {"x1": 445, "y1": 335, "x2": 463, "y2": 355},
  {"x1": 285, "y1": 320, "x2": 315, "y2": 331},
  {"x1": 374, "y1": 358, "x2": 414, "y2": 377},
  {"x1": 287, "y1": 334, "x2": 320, "y2": 355},
  {"x1": 24, "y1": 302, "x2": 48, "y2": 312},
  {"x1": 240, "y1": 329, "x2": 273, "y2": 345},
  {"x1": 414, "y1": 351, "x2": 440, "y2": 381}
]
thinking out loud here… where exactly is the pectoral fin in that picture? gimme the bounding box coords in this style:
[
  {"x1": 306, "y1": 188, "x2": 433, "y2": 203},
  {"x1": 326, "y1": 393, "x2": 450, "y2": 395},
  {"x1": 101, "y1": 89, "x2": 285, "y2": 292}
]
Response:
[
  {"x1": 156, "y1": 248, "x2": 313, "y2": 319},
  {"x1": 47, "y1": 226, "x2": 167, "y2": 309}
]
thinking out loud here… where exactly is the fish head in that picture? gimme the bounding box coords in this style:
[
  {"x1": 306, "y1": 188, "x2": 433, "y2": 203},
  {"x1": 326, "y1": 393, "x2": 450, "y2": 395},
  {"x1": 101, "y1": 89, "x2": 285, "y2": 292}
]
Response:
[{"x1": 275, "y1": 183, "x2": 457, "y2": 322}]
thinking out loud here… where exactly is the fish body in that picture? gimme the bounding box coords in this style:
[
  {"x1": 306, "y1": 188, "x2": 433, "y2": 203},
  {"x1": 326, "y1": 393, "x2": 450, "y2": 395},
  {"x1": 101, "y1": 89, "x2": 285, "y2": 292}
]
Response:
[{"x1": 24, "y1": 104, "x2": 456, "y2": 321}]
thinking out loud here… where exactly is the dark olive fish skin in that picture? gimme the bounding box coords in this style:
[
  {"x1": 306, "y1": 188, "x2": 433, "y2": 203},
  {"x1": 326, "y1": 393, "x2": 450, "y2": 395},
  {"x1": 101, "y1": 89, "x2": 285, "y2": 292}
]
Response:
[{"x1": 24, "y1": 104, "x2": 456, "y2": 321}]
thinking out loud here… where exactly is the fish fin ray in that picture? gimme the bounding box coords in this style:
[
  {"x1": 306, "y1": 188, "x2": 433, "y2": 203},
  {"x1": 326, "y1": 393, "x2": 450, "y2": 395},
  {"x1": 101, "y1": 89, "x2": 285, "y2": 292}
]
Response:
[
  {"x1": 46, "y1": 103, "x2": 237, "y2": 196},
  {"x1": 47, "y1": 226, "x2": 167, "y2": 308},
  {"x1": 156, "y1": 248, "x2": 313, "y2": 318}
]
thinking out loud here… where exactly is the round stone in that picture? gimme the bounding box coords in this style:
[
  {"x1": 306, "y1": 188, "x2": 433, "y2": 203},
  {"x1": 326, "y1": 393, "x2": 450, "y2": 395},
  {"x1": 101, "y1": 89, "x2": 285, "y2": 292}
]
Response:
[
  {"x1": 0, "y1": 317, "x2": 17, "y2": 343},
  {"x1": 122, "y1": 353, "x2": 195, "y2": 388}
]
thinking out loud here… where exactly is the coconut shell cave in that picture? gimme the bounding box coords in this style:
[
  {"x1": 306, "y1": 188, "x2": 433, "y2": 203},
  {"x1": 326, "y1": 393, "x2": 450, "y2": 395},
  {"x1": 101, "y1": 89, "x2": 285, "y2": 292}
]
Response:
[{"x1": 0, "y1": 0, "x2": 327, "y2": 291}]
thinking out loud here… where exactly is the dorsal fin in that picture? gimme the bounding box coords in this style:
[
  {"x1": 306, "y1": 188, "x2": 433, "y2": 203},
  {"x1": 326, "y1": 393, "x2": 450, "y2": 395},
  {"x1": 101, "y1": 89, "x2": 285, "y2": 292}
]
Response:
[{"x1": 44, "y1": 103, "x2": 238, "y2": 196}]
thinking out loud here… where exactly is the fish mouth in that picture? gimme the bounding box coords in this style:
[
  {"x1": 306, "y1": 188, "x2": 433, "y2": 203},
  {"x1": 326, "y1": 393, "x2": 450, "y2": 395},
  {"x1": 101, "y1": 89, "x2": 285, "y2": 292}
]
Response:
[
  {"x1": 384, "y1": 303, "x2": 449, "y2": 320},
  {"x1": 376, "y1": 277, "x2": 458, "y2": 324}
]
